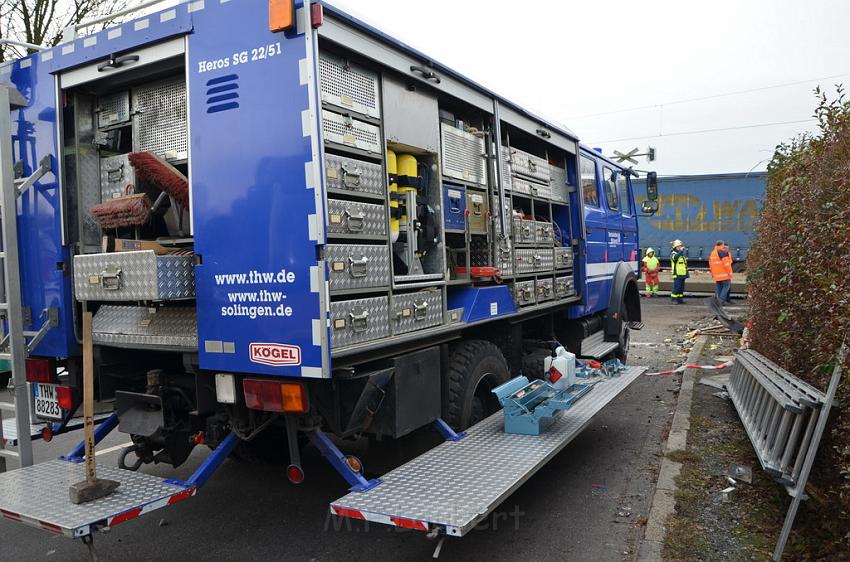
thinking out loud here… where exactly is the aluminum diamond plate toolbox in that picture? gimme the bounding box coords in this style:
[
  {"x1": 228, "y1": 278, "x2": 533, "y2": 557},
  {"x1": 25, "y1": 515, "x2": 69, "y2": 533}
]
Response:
[
  {"x1": 441, "y1": 123, "x2": 486, "y2": 185},
  {"x1": 330, "y1": 295, "x2": 389, "y2": 348},
  {"x1": 535, "y1": 221, "x2": 555, "y2": 246},
  {"x1": 391, "y1": 289, "x2": 443, "y2": 335},
  {"x1": 322, "y1": 109, "x2": 381, "y2": 154},
  {"x1": 515, "y1": 249, "x2": 553, "y2": 275},
  {"x1": 326, "y1": 198, "x2": 387, "y2": 238},
  {"x1": 536, "y1": 277, "x2": 554, "y2": 302},
  {"x1": 513, "y1": 217, "x2": 536, "y2": 245},
  {"x1": 513, "y1": 279, "x2": 536, "y2": 306},
  {"x1": 92, "y1": 305, "x2": 198, "y2": 351},
  {"x1": 325, "y1": 153, "x2": 385, "y2": 198},
  {"x1": 331, "y1": 366, "x2": 647, "y2": 537},
  {"x1": 132, "y1": 77, "x2": 188, "y2": 161},
  {"x1": 319, "y1": 51, "x2": 381, "y2": 119},
  {"x1": 503, "y1": 146, "x2": 550, "y2": 184},
  {"x1": 325, "y1": 244, "x2": 390, "y2": 292},
  {"x1": 99, "y1": 154, "x2": 135, "y2": 201},
  {"x1": 554, "y1": 247, "x2": 574, "y2": 270},
  {"x1": 74, "y1": 251, "x2": 195, "y2": 301},
  {"x1": 555, "y1": 274, "x2": 575, "y2": 298}
]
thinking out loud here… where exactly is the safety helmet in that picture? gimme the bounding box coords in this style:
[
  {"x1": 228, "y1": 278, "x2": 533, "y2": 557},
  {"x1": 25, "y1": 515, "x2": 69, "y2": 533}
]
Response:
[
  {"x1": 672, "y1": 239, "x2": 683, "y2": 248},
  {"x1": 646, "y1": 247, "x2": 655, "y2": 255}
]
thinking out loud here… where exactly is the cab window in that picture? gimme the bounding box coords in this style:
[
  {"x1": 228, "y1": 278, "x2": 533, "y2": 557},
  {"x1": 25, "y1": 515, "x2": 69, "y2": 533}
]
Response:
[
  {"x1": 602, "y1": 166, "x2": 618, "y2": 210},
  {"x1": 580, "y1": 156, "x2": 599, "y2": 207},
  {"x1": 616, "y1": 173, "x2": 631, "y2": 216}
]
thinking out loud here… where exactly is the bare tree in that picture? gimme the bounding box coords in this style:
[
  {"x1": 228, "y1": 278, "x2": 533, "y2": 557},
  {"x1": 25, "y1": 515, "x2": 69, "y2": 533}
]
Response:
[{"x1": 1, "y1": 0, "x2": 133, "y2": 62}]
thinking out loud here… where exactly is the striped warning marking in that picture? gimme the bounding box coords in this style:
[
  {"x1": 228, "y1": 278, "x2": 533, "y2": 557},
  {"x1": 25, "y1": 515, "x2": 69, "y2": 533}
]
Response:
[{"x1": 330, "y1": 505, "x2": 430, "y2": 532}]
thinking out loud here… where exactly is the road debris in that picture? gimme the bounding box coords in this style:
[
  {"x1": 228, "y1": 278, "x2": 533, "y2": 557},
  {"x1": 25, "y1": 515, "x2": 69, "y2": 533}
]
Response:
[
  {"x1": 699, "y1": 374, "x2": 730, "y2": 390},
  {"x1": 720, "y1": 486, "x2": 736, "y2": 502},
  {"x1": 727, "y1": 464, "x2": 753, "y2": 484}
]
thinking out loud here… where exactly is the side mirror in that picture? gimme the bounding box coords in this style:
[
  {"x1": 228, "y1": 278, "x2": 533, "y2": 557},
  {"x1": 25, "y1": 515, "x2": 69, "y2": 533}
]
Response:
[
  {"x1": 641, "y1": 200, "x2": 659, "y2": 215},
  {"x1": 646, "y1": 171, "x2": 658, "y2": 201}
]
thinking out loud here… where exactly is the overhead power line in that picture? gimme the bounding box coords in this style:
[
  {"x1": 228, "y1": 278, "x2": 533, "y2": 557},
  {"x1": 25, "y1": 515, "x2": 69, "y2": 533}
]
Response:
[
  {"x1": 590, "y1": 118, "x2": 817, "y2": 144},
  {"x1": 568, "y1": 73, "x2": 850, "y2": 120}
]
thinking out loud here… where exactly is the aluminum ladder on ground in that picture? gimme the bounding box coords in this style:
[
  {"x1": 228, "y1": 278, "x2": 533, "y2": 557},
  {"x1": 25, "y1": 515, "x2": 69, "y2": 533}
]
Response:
[
  {"x1": 726, "y1": 349, "x2": 828, "y2": 496},
  {"x1": 0, "y1": 84, "x2": 55, "y2": 473}
]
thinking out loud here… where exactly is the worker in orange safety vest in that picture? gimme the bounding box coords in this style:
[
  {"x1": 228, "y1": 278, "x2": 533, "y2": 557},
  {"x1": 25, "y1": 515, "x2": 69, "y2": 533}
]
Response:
[
  {"x1": 709, "y1": 240, "x2": 734, "y2": 304},
  {"x1": 641, "y1": 248, "x2": 661, "y2": 297}
]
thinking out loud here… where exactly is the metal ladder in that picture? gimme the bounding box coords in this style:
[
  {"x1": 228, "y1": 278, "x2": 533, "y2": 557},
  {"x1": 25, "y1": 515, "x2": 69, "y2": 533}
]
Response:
[{"x1": 0, "y1": 84, "x2": 55, "y2": 473}]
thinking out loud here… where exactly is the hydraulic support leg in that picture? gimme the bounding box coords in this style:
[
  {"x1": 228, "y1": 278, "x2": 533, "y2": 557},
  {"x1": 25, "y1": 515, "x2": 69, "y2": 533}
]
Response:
[
  {"x1": 61, "y1": 413, "x2": 119, "y2": 462},
  {"x1": 308, "y1": 428, "x2": 381, "y2": 492}
]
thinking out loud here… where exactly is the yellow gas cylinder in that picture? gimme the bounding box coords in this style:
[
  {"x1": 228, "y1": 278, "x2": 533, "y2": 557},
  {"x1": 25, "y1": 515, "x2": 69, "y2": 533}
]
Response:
[
  {"x1": 396, "y1": 154, "x2": 419, "y2": 194},
  {"x1": 386, "y1": 149, "x2": 400, "y2": 243}
]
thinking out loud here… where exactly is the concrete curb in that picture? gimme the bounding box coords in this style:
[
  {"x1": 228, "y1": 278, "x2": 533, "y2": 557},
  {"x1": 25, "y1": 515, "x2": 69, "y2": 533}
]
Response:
[{"x1": 636, "y1": 335, "x2": 709, "y2": 562}]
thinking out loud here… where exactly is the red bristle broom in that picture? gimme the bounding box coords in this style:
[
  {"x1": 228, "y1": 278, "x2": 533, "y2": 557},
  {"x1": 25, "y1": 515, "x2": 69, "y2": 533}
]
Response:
[
  {"x1": 91, "y1": 193, "x2": 152, "y2": 229},
  {"x1": 128, "y1": 151, "x2": 189, "y2": 209}
]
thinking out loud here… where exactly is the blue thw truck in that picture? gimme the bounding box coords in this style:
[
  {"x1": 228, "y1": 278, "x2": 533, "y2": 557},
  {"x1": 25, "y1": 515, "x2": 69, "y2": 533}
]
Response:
[{"x1": 0, "y1": 0, "x2": 658, "y2": 547}]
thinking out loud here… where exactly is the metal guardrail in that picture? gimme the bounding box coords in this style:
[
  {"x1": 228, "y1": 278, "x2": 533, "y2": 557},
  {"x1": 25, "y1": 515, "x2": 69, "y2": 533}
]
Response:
[{"x1": 726, "y1": 349, "x2": 827, "y2": 495}]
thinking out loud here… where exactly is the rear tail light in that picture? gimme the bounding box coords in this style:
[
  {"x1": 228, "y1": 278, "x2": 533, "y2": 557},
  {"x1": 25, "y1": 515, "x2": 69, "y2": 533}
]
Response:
[
  {"x1": 243, "y1": 379, "x2": 309, "y2": 413},
  {"x1": 25, "y1": 358, "x2": 55, "y2": 384},
  {"x1": 56, "y1": 385, "x2": 73, "y2": 411}
]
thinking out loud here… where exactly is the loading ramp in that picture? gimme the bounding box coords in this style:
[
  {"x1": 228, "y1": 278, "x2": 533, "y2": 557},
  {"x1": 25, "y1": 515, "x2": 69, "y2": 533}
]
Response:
[{"x1": 331, "y1": 366, "x2": 646, "y2": 536}]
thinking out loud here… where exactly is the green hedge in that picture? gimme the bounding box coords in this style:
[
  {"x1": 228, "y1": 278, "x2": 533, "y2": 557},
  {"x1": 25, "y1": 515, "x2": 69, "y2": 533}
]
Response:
[{"x1": 748, "y1": 88, "x2": 850, "y2": 556}]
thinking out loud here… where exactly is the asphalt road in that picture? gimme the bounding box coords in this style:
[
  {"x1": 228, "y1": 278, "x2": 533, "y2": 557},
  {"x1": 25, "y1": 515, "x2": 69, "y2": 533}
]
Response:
[{"x1": 1, "y1": 298, "x2": 720, "y2": 561}]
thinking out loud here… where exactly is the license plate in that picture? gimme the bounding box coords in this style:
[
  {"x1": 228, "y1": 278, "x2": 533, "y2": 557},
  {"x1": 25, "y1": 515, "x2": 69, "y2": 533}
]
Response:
[{"x1": 32, "y1": 383, "x2": 63, "y2": 420}]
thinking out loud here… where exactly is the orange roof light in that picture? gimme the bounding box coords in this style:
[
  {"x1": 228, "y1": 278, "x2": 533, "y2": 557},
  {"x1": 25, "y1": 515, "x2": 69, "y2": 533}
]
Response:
[{"x1": 269, "y1": 0, "x2": 295, "y2": 33}]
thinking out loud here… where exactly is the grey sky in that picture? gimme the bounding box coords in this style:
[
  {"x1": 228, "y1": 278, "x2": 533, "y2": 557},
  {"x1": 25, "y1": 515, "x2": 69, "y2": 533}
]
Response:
[{"x1": 326, "y1": 0, "x2": 850, "y2": 175}]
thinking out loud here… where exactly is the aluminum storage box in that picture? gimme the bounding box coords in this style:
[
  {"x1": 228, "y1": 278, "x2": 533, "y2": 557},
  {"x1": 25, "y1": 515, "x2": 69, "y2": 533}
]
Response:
[
  {"x1": 74, "y1": 251, "x2": 195, "y2": 302},
  {"x1": 92, "y1": 305, "x2": 197, "y2": 351},
  {"x1": 391, "y1": 289, "x2": 443, "y2": 335},
  {"x1": 555, "y1": 274, "x2": 575, "y2": 298},
  {"x1": 513, "y1": 280, "x2": 536, "y2": 307},
  {"x1": 536, "y1": 278, "x2": 554, "y2": 303},
  {"x1": 441, "y1": 123, "x2": 487, "y2": 185},
  {"x1": 554, "y1": 246, "x2": 574, "y2": 270},
  {"x1": 326, "y1": 198, "x2": 387, "y2": 238},
  {"x1": 322, "y1": 109, "x2": 382, "y2": 154},
  {"x1": 325, "y1": 244, "x2": 391, "y2": 292},
  {"x1": 535, "y1": 221, "x2": 555, "y2": 246},
  {"x1": 97, "y1": 91, "x2": 130, "y2": 129},
  {"x1": 496, "y1": 245, "x2": 513, "y2": 277},
  {"x1": 515, "y1": 249, "x2": 554, "y2": 274},
  {"x1": 513, "y1": 217, "x2": 536, "y2": 245},
  {"x1": 318, "y1": 52, "x2": 381, "y2": 119},
  {"x1": 330, "y1": 295, "x2": 389, "y2": 348},
  {"x1": 504, "y1": 146, "x2": 549, "y2": 184},
  {"x1": 99, "y1": 154, "x2": 135, "y2": 201},
  {"x1": 325, "y1": 153, "x2": 385, "y2": 199},
  {"x1": 550, "y1": 165, "x2": 569, "y2": 204},
  {"x1": 466, "y1": 190, "x2": 489, "y2": 234}
]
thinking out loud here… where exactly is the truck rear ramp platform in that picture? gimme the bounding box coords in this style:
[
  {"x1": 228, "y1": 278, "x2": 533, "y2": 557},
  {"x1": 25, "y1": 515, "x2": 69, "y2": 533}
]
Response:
[
  {"x1": 331, "y1": 365, "x2": 646, "y2": 536},
  {"x1": 0, "y1": 459, "x2": 194, "y2": 537}
]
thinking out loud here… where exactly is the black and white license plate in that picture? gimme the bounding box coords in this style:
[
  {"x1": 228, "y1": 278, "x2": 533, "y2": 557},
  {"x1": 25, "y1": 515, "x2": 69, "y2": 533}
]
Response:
[{"x1": 32, "y1": 383, "x2": 63, "y2": 420}]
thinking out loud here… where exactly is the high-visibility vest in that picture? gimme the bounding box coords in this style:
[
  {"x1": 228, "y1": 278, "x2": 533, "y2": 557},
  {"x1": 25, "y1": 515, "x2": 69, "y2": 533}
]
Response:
[
  {"x1": 670, "y1": 251, "x2": 688, "y2": 278},
  {"x1": 642, "y1": 255, "x2": 660, "y2": 272},
  {"x1": 709, "y1": 248, "x2": 733, "y2": 282}
]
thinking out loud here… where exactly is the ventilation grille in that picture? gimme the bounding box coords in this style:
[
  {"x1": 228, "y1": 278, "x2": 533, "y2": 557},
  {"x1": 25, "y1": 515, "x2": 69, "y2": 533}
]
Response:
[
  {"x1": 441, "y1": 123, "x2": 486, "y2": 185},
  {"x1": 132, "y1": 77, "x2": 188, "y2": 160},
  {"x1": 322, "y1": 110, "x2": 381, "y2": 153},
  {"x1": 319, "y1": 52, "x2": 380, "y2": 118},
  {"x1": 205, "y1": 74, "x2": 239, "y2": 114}
]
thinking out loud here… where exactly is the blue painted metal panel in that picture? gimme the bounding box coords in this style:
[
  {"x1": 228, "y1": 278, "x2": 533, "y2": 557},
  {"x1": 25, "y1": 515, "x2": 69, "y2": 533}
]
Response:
[
  {"x1": 447, "y1": 286, "x2": 517, "y2": 324},
  {"x1": 2, "y1": 60, "x2": 75, "y2": 358},
  {"x1": 634, "y1": 173, "x2": 765, "y2": 261},
  {"x1": 189, "y1": 2, "x2": 326, "y2": 378}
]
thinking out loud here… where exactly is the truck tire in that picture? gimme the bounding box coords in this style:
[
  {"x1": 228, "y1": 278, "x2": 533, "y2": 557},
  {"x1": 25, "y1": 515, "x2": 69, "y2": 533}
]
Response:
[
  {"x1": 615, "y1": 323, "x2": 630, "y2": 363},
  {"x1": 522, "y1": 347, "x2": 551, "y2": 380},
  {"x1": 444, "y1": 340, "x2": 510, "y2": 431}
]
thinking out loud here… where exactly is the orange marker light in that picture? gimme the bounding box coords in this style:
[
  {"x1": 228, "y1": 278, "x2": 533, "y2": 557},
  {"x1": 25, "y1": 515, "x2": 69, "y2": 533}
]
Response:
[
  {"x1": 269, "y1": 0, "x2": 295, "y2": 33},
  {"x1": 281, "y1": 382, "x2": 309, "y2": 413}
]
